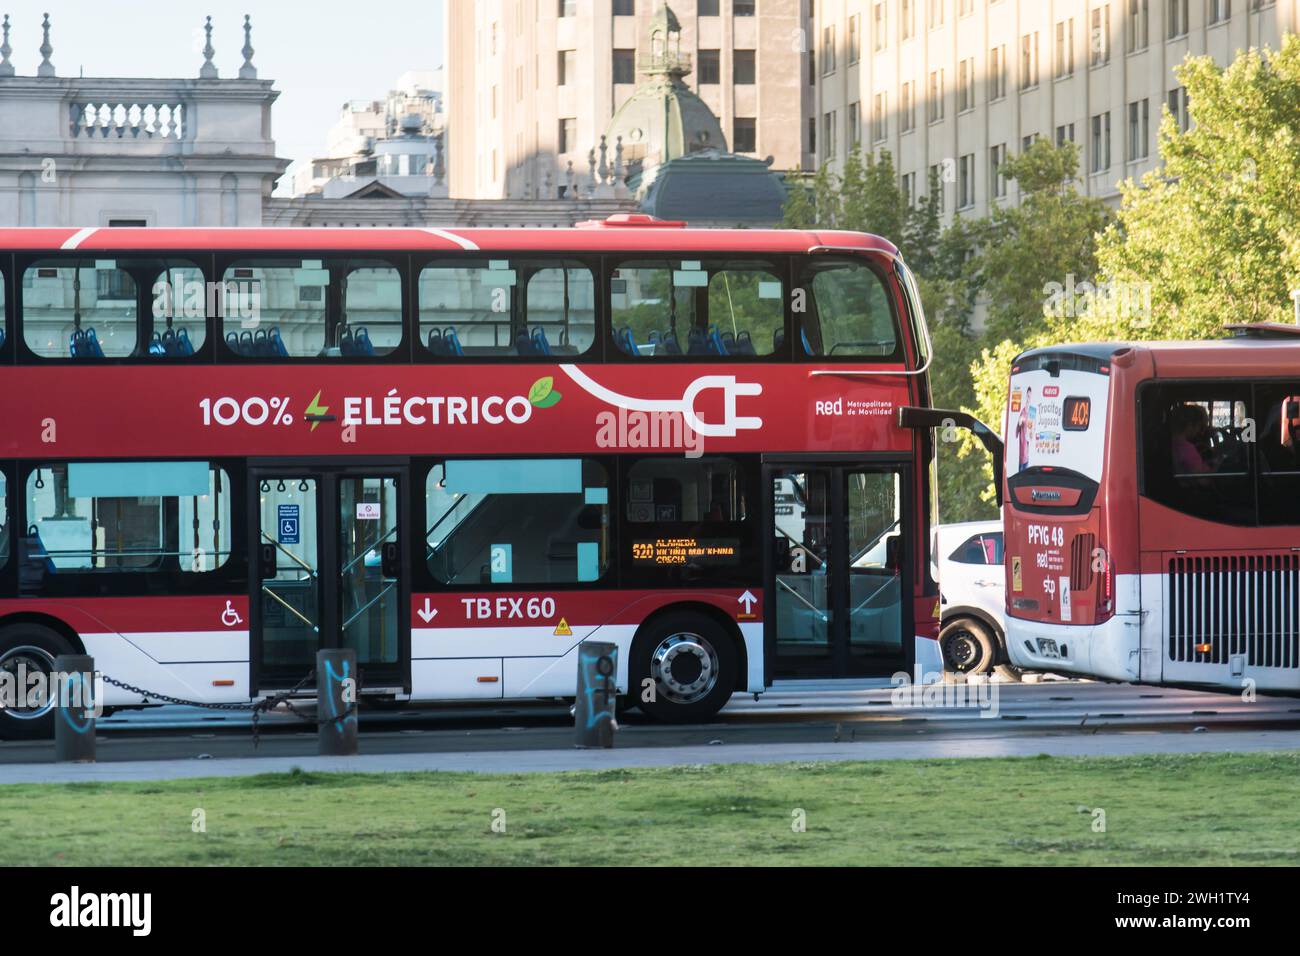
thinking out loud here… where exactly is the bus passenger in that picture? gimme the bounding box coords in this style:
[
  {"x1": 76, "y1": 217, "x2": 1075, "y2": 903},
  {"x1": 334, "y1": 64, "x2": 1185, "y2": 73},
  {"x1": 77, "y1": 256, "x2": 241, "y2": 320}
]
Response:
[{"x1": 1169, "y1": 403, "x2": 1214, "y2": 475}]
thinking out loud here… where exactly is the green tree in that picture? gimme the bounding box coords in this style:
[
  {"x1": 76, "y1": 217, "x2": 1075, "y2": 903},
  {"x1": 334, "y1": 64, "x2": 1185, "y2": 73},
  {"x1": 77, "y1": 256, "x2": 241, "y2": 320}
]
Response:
[{"x1": 969, "y1": 38, "x2": 1300, "y2": 492}]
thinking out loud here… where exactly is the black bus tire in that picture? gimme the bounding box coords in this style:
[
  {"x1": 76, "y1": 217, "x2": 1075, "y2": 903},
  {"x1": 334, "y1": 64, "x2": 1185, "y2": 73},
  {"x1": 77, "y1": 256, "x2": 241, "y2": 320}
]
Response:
[
  {"x1": 0, "y1": 623, "x2": 76, "y2": 741},
  {"x1": 630, "y1": 612, "x2": 737, "y2": 724}
]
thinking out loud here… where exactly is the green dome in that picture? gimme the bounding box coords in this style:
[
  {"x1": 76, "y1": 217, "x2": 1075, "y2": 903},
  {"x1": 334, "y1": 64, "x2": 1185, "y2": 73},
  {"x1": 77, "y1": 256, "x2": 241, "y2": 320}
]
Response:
[{"x1": 605, "y1": 74, "x2": 727, "y2": 174}]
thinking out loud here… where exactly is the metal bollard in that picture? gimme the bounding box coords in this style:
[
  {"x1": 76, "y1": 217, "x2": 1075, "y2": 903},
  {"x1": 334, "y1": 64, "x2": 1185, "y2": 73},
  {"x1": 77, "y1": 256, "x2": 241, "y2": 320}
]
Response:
[
  {"x1": 53, "y1": 654, "x2": 97, "y2": 763},
  {"x1": 574, "y1": 640, "x2": 618, "y2": 749},
  {"x1": 316, "y1": 648, "x2": 358, "y2": 756}
]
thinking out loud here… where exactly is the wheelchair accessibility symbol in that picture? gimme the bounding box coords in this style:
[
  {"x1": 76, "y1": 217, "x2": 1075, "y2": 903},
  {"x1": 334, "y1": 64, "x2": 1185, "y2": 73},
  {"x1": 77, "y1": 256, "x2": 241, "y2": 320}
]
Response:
[{"x1": 221, "y1": 600, "x2": 243, "y2": 627}]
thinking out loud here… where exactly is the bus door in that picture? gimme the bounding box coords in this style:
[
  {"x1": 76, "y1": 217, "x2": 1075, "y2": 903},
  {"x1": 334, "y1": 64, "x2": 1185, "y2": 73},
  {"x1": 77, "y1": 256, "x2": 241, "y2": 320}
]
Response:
[
  {"x1": 249, "y1": 464, "x2": 410, "y2": 694},
  {"x1": 765, "y1": 462, "x2": 911, "y2": 678}
]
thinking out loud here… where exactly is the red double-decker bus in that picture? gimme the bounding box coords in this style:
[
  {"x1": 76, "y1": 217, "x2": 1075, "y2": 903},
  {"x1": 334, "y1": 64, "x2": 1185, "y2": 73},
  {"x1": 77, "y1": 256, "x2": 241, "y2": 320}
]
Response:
[
  {"x1": 0, "y1": 218, "x2": 953, "y2": 737},
  {"x1": 1002, "y1": 326, "x2": 1300, "y2": 695}
]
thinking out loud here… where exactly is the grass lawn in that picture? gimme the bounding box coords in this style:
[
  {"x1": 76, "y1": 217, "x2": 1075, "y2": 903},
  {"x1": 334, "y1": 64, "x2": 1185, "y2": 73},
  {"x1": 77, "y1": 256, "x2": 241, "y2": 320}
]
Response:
[{"x1": 3, "y1": 751, "x2": 1298, "y2": 866}]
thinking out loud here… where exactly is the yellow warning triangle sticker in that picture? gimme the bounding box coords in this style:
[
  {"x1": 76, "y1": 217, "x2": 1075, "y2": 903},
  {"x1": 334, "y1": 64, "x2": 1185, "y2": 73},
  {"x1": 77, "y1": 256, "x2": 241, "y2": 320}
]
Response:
[{"x1": 553, "y1": 618, "x2": 573, "y2": 636}]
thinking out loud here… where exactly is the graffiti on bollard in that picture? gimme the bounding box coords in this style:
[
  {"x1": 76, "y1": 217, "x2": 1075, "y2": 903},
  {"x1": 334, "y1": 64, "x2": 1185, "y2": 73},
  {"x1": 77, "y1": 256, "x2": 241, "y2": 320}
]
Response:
[{"x1": 575, "y1": 640, "x2": 618, "y2": 749}]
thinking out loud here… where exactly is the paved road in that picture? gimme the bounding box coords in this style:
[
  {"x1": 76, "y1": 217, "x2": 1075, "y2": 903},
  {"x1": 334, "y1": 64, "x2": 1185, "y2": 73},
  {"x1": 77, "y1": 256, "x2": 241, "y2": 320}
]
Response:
[{"x1": 2, "y1": 679, "x2": 1297, "y2": 783}]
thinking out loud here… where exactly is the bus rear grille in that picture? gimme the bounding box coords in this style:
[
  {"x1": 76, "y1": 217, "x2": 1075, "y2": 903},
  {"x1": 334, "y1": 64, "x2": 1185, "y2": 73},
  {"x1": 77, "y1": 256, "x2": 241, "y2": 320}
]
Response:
[
  {"x1": 1167, "y1": 554, "x2": 1300, "y2": 668},
  {"x1": 1070, "y1": 533, "x2": 1096, "y2": 592}
]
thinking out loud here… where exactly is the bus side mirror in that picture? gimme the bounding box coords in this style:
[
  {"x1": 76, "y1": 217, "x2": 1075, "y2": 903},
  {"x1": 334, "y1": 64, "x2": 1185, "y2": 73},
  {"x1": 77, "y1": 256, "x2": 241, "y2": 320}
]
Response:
[{"x1": 897, "y1": 406, "x2": 1006, "y2": 508}]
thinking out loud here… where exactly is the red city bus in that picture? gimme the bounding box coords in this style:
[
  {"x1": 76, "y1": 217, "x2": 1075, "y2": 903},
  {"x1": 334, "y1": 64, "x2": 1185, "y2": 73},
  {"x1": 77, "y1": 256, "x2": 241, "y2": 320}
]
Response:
[
  {"x1": 0, "y1": 219, "x2": 956, "y2": 737},
  {"x1": 1002, "y1": 326, "x2": 1300, "y2": 695}
]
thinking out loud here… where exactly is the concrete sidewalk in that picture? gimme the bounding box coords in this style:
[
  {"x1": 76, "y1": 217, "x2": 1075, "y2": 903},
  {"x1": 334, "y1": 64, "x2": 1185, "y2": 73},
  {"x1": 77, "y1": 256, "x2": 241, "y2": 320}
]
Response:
[{"x1": 3, "y1": 728, "x2": 1298, "y2": 784}]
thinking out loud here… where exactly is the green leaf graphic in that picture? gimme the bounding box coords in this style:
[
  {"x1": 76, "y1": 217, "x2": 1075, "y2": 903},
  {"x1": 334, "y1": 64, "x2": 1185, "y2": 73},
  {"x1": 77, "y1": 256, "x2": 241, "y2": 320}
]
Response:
[
  {"x1": 528, "y1": 376, "x2": 554, "y2": 405},
  {"x1": 533, "y1": 389, "x2": 562, "y2": 409}
]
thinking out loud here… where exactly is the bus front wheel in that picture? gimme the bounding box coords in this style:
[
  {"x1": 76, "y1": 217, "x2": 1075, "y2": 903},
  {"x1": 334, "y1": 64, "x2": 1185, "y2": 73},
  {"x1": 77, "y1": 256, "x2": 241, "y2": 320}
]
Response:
[
  {"x1": 0, "y1": 624, "x2": 76, "y2": 741},
  {"x1": 630, "y1": 613, "x2": 737, "y2": 724}
]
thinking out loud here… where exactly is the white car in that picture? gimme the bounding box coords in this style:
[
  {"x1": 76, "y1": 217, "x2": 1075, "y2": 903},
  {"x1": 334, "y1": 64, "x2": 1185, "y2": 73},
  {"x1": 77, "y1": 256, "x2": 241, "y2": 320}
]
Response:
[{"x1": 933, "y1": 520, "x2": 1017, "y2": 677}]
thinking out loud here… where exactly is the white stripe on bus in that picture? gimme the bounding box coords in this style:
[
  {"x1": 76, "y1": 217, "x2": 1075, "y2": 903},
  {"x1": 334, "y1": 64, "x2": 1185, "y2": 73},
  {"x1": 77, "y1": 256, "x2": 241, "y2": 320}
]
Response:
[{"x1": 61, "y1": 227, "x2": 98, "y2": 250}]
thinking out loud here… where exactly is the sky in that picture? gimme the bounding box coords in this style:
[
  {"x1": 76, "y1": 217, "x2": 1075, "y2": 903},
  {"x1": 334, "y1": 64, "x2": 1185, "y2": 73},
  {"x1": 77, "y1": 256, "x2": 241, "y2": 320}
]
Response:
[{"x1": 0, "y1": 1, "x2": 445, "y2": 170}]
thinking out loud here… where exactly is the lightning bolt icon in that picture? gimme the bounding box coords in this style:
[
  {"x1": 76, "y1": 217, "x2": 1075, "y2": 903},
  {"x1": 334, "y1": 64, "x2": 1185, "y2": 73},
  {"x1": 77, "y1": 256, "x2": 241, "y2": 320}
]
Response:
[{"x1": 305, "y1": 390, "x2": 330, "y2": 432}]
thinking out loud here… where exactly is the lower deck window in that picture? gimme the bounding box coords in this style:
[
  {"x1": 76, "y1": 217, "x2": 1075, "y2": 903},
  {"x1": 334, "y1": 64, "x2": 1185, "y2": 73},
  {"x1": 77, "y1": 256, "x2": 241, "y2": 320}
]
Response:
[
  {"x1": 23, "y1": 461, "x2": 231, "y2": 573},
  {"x1": 425, "y1": 459, "x2": 608, "y2": 585}
]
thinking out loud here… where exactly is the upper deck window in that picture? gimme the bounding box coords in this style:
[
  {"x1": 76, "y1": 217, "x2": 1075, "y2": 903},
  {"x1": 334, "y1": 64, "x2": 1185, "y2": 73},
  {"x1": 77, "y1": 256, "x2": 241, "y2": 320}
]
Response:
[
  {"x1": 418, "y1": 259, "x2": 595, "y2": 357},
  {"x1": 610, "y1": 259, "x2": 783, "y2": 357},
  {"x1": 21, "y1": 258, "x2": 209, "y2": 359},
  {"x1": 798, "y1": 259, "x2": 899, "y2": 359},
  {"x1": 22, "y1": 259, "x2": 139, "y2": 358},
  {"x1": 221, "y1": 259, "x2": 402, "y2": 358}
]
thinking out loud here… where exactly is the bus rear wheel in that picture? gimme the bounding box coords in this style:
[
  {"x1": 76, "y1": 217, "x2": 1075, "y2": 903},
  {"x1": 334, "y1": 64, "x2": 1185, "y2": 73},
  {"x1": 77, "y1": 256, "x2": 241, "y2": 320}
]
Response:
[
  {"x1": 0, "y1": 624, "x2": 76, "y2": 741},
  {"x1": 631, "y1": 613, "x2": 737, "y2": 724},
  {"x1": 939, "y1": 617, "x2": 996, "y2": 677}
]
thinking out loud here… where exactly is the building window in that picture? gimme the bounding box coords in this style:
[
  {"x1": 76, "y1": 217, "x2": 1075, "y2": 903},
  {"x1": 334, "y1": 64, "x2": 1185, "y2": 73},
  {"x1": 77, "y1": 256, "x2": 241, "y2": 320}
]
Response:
[
  {"x1": 849, "y1": 14, "x2": 861, "y2": 63},
  {"x1": 990, "y1": 143, "x2": 1008, "y2": 199},
  {"x1": 958, "y1": 58, "x2": 974, "y2": 112},
  {"x1": 613, "y1": 49, "x2": 635, "y2": 84},
  {"x1": 902, "y1": 0, "x2": 914, "y2": 40},
  {"x1": 928, "y1": 164, "x2": 946, "y2": 212},
  {"x1": 699, "y1": 0, "x2": 719, "y2": 13},
  {"x1": 734, "y1": 49, "x2": 756, "y2": 84},
  {"x1": 1055, "y1": 122, "x2": 1076, "y2": 146},
  {"x1": 1091, "y1": 111, "x2": 1111, "y2": 173},
  {"x1": 958, "y1": 153, "x2": 975, "y2": 209},
  {"x1": 989, "y1": 45, "x2": 1007, "y2": 100},
  {"x1": 558, "y1": 49, "x2": 576, "y2": 86},
  {"x1": 959, "y1": 0, "x2": 974, "y2": 14},
  {"x1": 822, "y1": 26, "x2": 836, "y2": 74},
  {"x1": 613, "y1": 0, "x2": 635, "y2": 15},
  {"x1": 848, "y1": 102, "x2": 860, "y2": 146},
  {"x1": 873, "y1": 3, "x2": 887, "y2": 52},
  {"x1": 928, "y1": 0, "x2": 944, "y2": 30},
  {"x1": 901, "y1": 81, "x2": 915, "y2": 132},
  {"x1": 822, "y1": 111, "x2": 837, "y2": 159},
  {"x1": 558, "y1": 0, "x2": 576, "y2": 17},
  {"x1": 734, "y1": 117, "x2": 757, "y2": 152},
  {"x1": 902, "y1": 171, "x2": 916, "y2": 207},
  {"x1": 698, "y1": 49, "x2": 720, "y2": 84},
  {"x1": 807, "y1": 116, "x2": 816, "y2": 154},
  {"x1": 1126, "y1": 0, "x2": 1149, "y2": 53},
  {"x1": 734, "y1": 0, "x2": 756, "y2": 15},
  {"x1": 928, "y1": 69, "x2": 944, "y2": 123},
  {"x1": 1167, "y1": 0, "x2": 1188, "y2": 38},
  {"x1": 1209, "y1": 0, "x2": 1230, "y2": 23},
  {"x1": 1022, "y1": 132, "x2": 1038, "y2": 153},
  {"x1": 1020, "y1": 32, "x2": 1039, "y2": 90},
  {"x1": 559, "y1": 117, "x2": 576, "y2": 154},
  {"x1": 1128, "y1": 98, "x2": 1150, "y2": 161},
  {"x1": 425, "y1": 459, "x2": 609, "y2": 586},
  {"x1": 872, "y1": 93, "x2": 887, "y2": 142},
  {"x1": 1091, "y1": 5, "x2": 1111, "y2": 65},
  {"x1": 1055, "y1": 19, "x2": 1074, "y2": 78},
  {"x1": 1167, "y1": 86, "x2": 1189, "y2": 132}
]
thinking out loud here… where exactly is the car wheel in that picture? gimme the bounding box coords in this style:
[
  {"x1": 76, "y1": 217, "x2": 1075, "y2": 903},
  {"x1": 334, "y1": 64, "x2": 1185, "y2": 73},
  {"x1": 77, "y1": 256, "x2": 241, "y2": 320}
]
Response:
[{"x1": 939, "y1": 617, "x2": 996, "y2": 676}]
